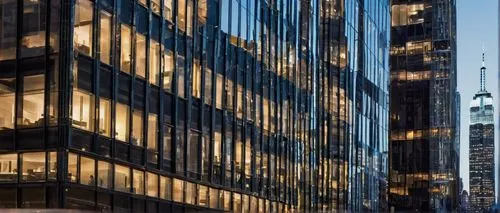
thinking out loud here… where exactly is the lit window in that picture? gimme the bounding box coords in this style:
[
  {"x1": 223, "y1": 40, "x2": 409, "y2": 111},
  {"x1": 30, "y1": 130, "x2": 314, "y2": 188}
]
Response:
[
  {"x1": 185, "y1": 182, "x2": 195, "y2": 204},
  {"x1": 177, "y1": 56, "x2": 185, "y2": 98},
  {"x1": 19, "y1": 75, "x2": 45, "y2": 128},
  {"x1": 72, "y1": 90, "x2": 95, "y2": 132},
  {"x1": 177, "y1": 0, "x2": 186, "y2": 32},
  {"x1": 149, "y1": 40, "x2": 161, "y2": 85},
  {"x1": 233, "y1": 193, "x2": 242, "y2": 213},
  {"x1": 135, "y1": 33, "x2": 147, "y2": 78},
  {"x1": 0, "y1": 78, "x2": 15, "y2": 130},
  {"x1": 0, "y1": 154, "x2": 17, "y2": 182},
  {"x1": 151, "y1": 0, "x2": 160, "y2": 14},
  {"x1": 68, "y1": 153, "x2": 78, "y2": 183},
  {"x1": 146, "y1": 172, "x2": 158, "y2": 197},
  {"x1": 237, "y1": 85, "x2": 243, "y2": 118},
  {"x1": 133, "y1": 169, "x2": 144, "y2": 195},
  {"x1": 132, "y1": 110, "x2": 144, "y2": 146},
  {"x1": 163, "y1": 50, "x2": 174, "y2": 92},
  {"x1": 147, "y1": 113, "x2": 158, "y2": 154},
  {"x1": 99, "y1": 11, "x2": 112, "y2": 64},
  {"x1": 21, "y1": 0, "x2": 46, "y2": 57},
  {"x1": 21, "y1": 152, "x2": 45, "y2": 182},
  {"x1": 80, "y1": 156, "x2": 95, "y2": 185},
  {"x1": 115, "y1": 103, "x2": 130, "y2": 142},
  {"x1": 213, "y1": 131, "x2": 222, "y2": 167},
  {"x1": 235, "y1": 139, "x2": 242, "y2": 174},
  {"x1": 223, "y1": 190, "x2": 231, "y2": 211},
  {"x1": 160, "y1": 176, "x2": 172, "y2": 200},
  {"x1": 164, "y1": 0, "x2": 173, "y2": 21},
  {"x1": 99, "y1": 98, "x2": 111, "y2": 137},
  {"x1": 216, "y1": 74, "x2": 223, "y2": 109},
  {"x1": 120, "y1": 25, "x2": 132, "y2": 73},
  {"x1": 48, "y1": 152, "x2": 57, "y2": 181},
  {"x1": 186, "y1": 0, "x2": 193, "y2": 36},
  {"x1": 163, "y1": 125, "x2": 173, "y2": 165},
  {"x1": 192, "y1": 60, "x2": 201, "y2": 98},
  {"x1": 204, "y1": 68, "x2": 212, "y2": 105},
  {"x1": 198, "y1": 185, "x2": 208, "y2": 207},
  {"x1": 114, "y1": 164, "x2": 130, "y2": 193},
  {"x1": 97, "y1": 161, "x2": 112, "y2": 189},
  {"x1": 74, "y1": 0, "x2": 93, "y2": 56},
  {"x1": 0, "y1": 0, "x2": 17, "y2": 61},
  {"x1": 209, "y1": 188, "x2": 219, "y2": 209},
  {"x1": 172, "y1": 178, "x2": 184, "y2": 202}
]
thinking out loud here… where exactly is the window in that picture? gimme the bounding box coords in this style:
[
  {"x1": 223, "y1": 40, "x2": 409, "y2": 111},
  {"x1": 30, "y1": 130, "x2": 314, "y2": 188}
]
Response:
[
  {"x1": 72, "y1": 90, "x2": 95, "y2": 132},
  {"x1": 74, "y1": 0, "x2": 93, "y2": 56},
  {"x1": 192, "y1": 60, "x2": 201, "y2": 98},
  {"x1": 391, "y1": 5, "x2": 407, "y2": 27},
  {"x1": 99, "y1": 98, "x2": 111, "y2": 137},
  {"x1": 48, "y1": 152, "x2": 57, "y2": 181},
  {"x1": 80, "y1": 156, "x2": 95, "y2": 186},
  {"x1": 186, "y1": 0, "x2": 193, "y2": 36},
  {"x1": 164, "y1": 0, "x2": 173, "y2": 21},
  {"x1": 132, "y1": 110, "x2": 144, "y2": 146},
  {"x1": 138, "y1": 0, "x2": 147, "y2": 7},
  {"x1": 197, "y1": 0, "x2": 207, "y2": 25},
  {"x1": 163, "y1": 50, "x2": 174, "y2": 91},
  {"x1": 97, "y1": 161, "x2": 112, "y2": 189},
  {"x1": 21, "y1": 0, "x2": 46, "y2": 57},
  {"x1": 0, "y1": 77, "x2": 15, "y2": 130},
  {"x1": 120, "y1": 25, "x2": 132, "y2": 73},
  {"x1": 187, "y1": 131, "x2": 200, "y2": 175},
  {"x1": 68, "y1": 153, "x2": 78, "y2": 182},
  {"x1": 237, "y1": 85, "x2": 243, "y2": 118},
  {"x1": 133, "y1": 169, "x2": 144, "y2": 195},
  {"x1": 146, "y1": 172, "x2": 158, "y2": 197},
  {"x1": 147, "y1": 114, "x2": 158, "y2": 154},
  {"x1": 185, "y1": 182, "x2": 195, "y2": 204},
  {"x1": 225, "y1": 79, "x2": 233, "y2": 111},
  {"x1": 198, "y1": 185, "x2": 208, "y2": 207},
  {"x1": 209, "y1": 188, "x2": 219, "y2": 209},
  {"x1": 172, "y1": 179, "x2": 184, "y2": 202},
  {"x1": 0, "y1": 0, "x2": 17, "y2": 60},
  {"x1": 160, "y1": 176, "x2": 172, "y2": 200},
  {"x1": 19, "y1": 74, "x2": 45, "y2": 128},
  {"x1": 115, "y1": 103, "x2": 130, "y2": 142},
  {"x1": 223, "y1": 191, "x2": 231, "y2": 211},
  {"x1": 177, "y1": 56, "x2": 185, "y2": 98},
  {"x1": 100, "y1": 11, "x2": 112, "y2": 64},
  {"x1": 204, "y1": 68, "x2": 212, "y2": 105},
  {"x1": 149, "y1": 40, "x2": 160, "y2": 85},
  {"x1": 216, "y1": 74, "x2": 223, "y2": 109},
  {"x1": 0, "y1": 154, "x2": 17, "y2": 182},
  {"x1": 151, "y1": 0, "x2": 160, "y2": 13},
  {"x1": 21, "y1": 152, "x2": 45, "y2": 182},
  {"x1": 233, "y1": 193, "x2": 242, "y2": 213},
  {"x1": 213, "y1": 131, "x2": 222, "y2": 168},
  {"x1": 115, "y1": 165, "x2": 130, "y2": 193},
  {"x1": 135, "y1": 33, "x2": 146, "y2": 78},
  {"x1": 176, "y1": 128, "x2": 185, "y2": 172},
  {"x1": 177, "y1": 0, "x2": 186, "y2": 32}
]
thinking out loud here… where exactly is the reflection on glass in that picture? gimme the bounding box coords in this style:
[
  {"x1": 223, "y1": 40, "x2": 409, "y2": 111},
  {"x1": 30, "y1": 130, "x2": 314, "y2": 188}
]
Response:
[
  {"x1": 100, "y1": 11, "x2": 112, "y2": 64},
  {"x1": 164, "y1": 0, "x2": 173, "y2": 21},
  {"x1": 187, "y1": 131, "x2": 199, "y2": 174},
  {"x1": 68, "y1": 153, "x2": 78, "y2": 183},
  {"x1": 132, "y1": 110, "x2": 144, "y2": 146},
  {"x1": 80, "y1": 156, "x2": 95, "y2": 185},
  {"x1": 147, "y1": 113, "x2": 158, "y2": 152},
  {"x1": 120, "y1": 25, "x2": 132, "y2": 73},
  {"x1": 0, "y1": 78, "x2": 15, "y2": 130},
  {"x1": 135, "y1": 33, "x2": 146, "y2": 78},
  {"x1": 21, "y1": 152, "x2": 45, "y2": 182},
  {"x1": 97, "y1": 161, "x2": 112, "y2": 189},
  {"x1": 146, "y1": 172, "x2": 158, "y2": 197},
  {"x1": 204, "y1": 68, "x2": 212, "y2": 105},
  {"x1": 209, "y1": 188, "x2": 219, "y2": 209},
  {"x1": 216, "y1": 74, "x2": 223, "y2": 109},
  {"x1": 149, "y1": 40, "x2": 160, "y2": 85},
  {"x1": 177, "y1": 56, "x2": 185, "y2": 98},
  {"x1": 163, "y1": 50, "x2": 174, "y2": 92},
  {"x1": 72, "y1": 90, "x2": 95, "y2": 132},
  {"x1": 177, "y1": 0, "x2": 186, "y2": 32},
  {"x1": 114, "y1": 164, "x2": 130, "y2": 192},
  {"x1": 213, "y1": 131, "x2": 221, "y2": 168},
  {"x1": 115, "y1": 103, "x2": 130, "y2": 142},
  {"x1": 0, "y1": 154, "x2": 17, "y2": 182},
  {"x1": 133, "y1": 169, "x2": 144, "y2": 195},
  {"x1": 151, "y1": 0, "x2": 160, "y2": 14},
  {"x1": 192, "y1": 60, "x2": 201, "y2": 98},
  {"x1": 173, "y1": 178, "x2": 184, "y2": 202},
  {"x1": 0, "y1": 0, "x2": 17, "y2": 61},
  {"x1": 185, "y1": 182, "x2": 195, "y2": 204},
  {"x1": 160, "y1": 176, "x2": 172, "y2": 200},
  {"x1": 99, "y1": 98, "x2": 111, "y2": 137},
  {"x1": 21, "y1": 0, "x2": 46, "y2": 57},
  {"x1": 186, "y1": 0, "x2": 193, "y2": 36},
  {"x1": 74, "y1": 0, "x2": 93, "y2": 56},
  {"x1": 48, "y1": 152, "x2": 57, "y2": 181},
  {"x1": 19, "y1": 75, "x2": 45, "y2": 128},
  {"x1": 198, "y1": 185, "x2": 208, "y2": 207}
]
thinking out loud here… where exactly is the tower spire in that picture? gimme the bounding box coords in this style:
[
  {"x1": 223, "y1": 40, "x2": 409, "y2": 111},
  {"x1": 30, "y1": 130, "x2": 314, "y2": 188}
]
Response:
[{"x1": 480, "y1": 47, "x2": 486, "y2": 91}]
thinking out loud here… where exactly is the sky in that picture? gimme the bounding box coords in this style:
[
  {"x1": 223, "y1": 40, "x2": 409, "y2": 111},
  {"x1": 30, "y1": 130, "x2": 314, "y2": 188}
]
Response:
[{"x1": 457, "y1": 0, "x2": 498, "y2": 191}]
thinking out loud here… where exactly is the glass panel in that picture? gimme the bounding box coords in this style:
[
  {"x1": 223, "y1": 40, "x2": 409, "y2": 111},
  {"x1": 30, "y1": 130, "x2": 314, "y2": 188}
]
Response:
[
  {"x1": 0, "y1": 154, "x2": 17, "y2": 182},
  {"x1": 187, "y1": 131, "x2": 199, "y2": 174},
  {"x1": 21, "y1": 0, "x2": 46, "y2": 57},
  {"x1": 100, "y1": 11, "x2": 112, "y2": 64},
  {"x1": 0, "y1": 0, "x2": 17, "y2": 61},
  {"x1": 204, "y1": 68, "x2": 212, "y2": 105},
  {"x1": 74, "y1": 0, "x2": 93, "y2": 56},
  {"x1": 68, "y1": 153, "x2": 78, "y2": 183},
  {"x1": 209, "y1": 188, "x2": 219, "y2": 209},
  {"x1": 48, "y1": 152, "x2": 57, "y2": 181},
  {"x1": 223, "y1": 191, "x2": 231, "y2": 211},
  {"x1": 72, "y1": 90, "x2": 95, "y2": 132},
  {"x1": 146, "y1": 172, "x2": 158, "y2": 197},
  {"x1": 186, "y1": 0, "x2": 193, "y2": 36},
  {"x1": 97, "y1": 161, "x2": 112, "y2": 189},
  {"x1": 185, "y1": 182, "x2": 195, "y2": 204},
  {"x1": 198, "y1": 185, "x2": 208, "y2": 207},
  {"x1": 197, "y1": 0, "x2": 207, "y2": 24},
  {"x1": 213, "y1": 131, "x2": 221, "y2": 169},
  {"x1": 133, "y1": 169, "x2": 144, "y2": 195},
  {"x1": 138, "y1": 0, "x2": 147, "y2": 7},
  {"x1": 163, "y1": 0, "x2": 173, "y2": 21},
  {"x1": 233, "y1": 193, "x2": 241, "y2": 213},
  {"x1": 163, "y1": 125, "x2": 172, "y2": 164},
  {"x1": 177, "y1": 0, "x2": 186, "y2": 32},
  {"x1": 21, "y1": 152, "x2": 45, "y2": 182},
  {"x1": 151, "y1": 0, "x2": 160, "y2": 14},
  {"x1": 0, "y1": 77, "x2": 15, "y2": 130},
  {"x1": 216, "y1": 74, "x2": 223, "y2": 109},
  {"x1": 192, "y1": 59, "x2": 201, "y2": 98},
  {"x1": 163, "y1": 50, "x2": 174, "y2": 92},
  {"x1": 147, "y1": 113, "x2": 158, "y2": 153},
  {"x1": 80, "y1": 156, "x2": 95, "y2": 185},
  {"x1": 19, "y1": 74, "x2": 45, "y2": 128},
  {"x1": 177, "y1": 56, "x2": 185, "y2": 98},
  {"x1": 172, "y1": 178, "x2": 184, "y2": 202},
  {"x1": 115, "y1": 103, "x2": 130, "y2": 142},
  {"x1": 135, "y1": 33, "x2": 146, "y2": 78},
  {"x1": 160, "y1": 176, "x2": 172, "y2": 200},
  {"x1": 132, "y1": 110, "x2": 144, "y2": 146},
  {"x1": 149, "y1": 40, "x2": 160, "y2": 85},
  {"x1": 115, "y1": 164, "x2": 131, "y2": 193},
  {"x1": 99, "y1": 98, "x2": 111, "y2": 137},
  {"x1": 120, "y1": 25, "x2": 132, "y2": 73}
]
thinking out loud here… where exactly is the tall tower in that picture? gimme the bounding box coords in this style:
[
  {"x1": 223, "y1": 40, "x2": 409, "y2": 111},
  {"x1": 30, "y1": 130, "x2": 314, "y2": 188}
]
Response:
[{"x1": 469, "y1": 51, "x2": 495, "y2": 212}]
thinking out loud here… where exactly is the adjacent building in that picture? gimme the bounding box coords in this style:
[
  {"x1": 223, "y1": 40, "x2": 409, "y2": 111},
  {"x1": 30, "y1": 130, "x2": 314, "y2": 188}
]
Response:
[
  {"x1": 389, "y1": 0, "x2": 459, "y2": 211},
  {"x1": 0, "y1": 0, "x2": 390, "y2": 212},
  {"x1": 469, "y1": 53, "x2": 495, "y2": 213}
]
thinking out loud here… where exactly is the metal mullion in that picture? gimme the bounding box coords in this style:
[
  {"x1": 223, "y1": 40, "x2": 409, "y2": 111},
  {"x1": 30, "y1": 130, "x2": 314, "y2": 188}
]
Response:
[
  {"x1": 157, "y1": 0, "x2": 165, "y2": 171},
  {"x1": 144, "y1": 0, "x2": 153, "y2": 168}
]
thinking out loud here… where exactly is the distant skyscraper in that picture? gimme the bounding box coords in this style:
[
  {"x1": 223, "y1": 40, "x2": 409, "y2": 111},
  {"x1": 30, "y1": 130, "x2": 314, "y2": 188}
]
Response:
[
  {"x1": 389, "y1": 0, "x2": 459, "y2": 211},
  {"x1": 469, "y1": 52, "x2": 495, "y2": 213}
]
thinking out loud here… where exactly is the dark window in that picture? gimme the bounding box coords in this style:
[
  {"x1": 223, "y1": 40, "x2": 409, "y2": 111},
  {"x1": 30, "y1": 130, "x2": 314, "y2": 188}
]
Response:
[
  {"x1": 0, "y1": 188, "x2": 16, "y2": 208},
  {"x1": 21, "y1": 187, "x2": 45, "y2": 208}
]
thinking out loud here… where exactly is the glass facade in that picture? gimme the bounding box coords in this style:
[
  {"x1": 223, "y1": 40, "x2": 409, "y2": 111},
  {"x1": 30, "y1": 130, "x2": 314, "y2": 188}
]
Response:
[
  {"x1": 389, "y1": 0, "x2": 459, "y2": 211},
  {"x1": 0, "y1": 0, "x2": 390, "y2": 212}
]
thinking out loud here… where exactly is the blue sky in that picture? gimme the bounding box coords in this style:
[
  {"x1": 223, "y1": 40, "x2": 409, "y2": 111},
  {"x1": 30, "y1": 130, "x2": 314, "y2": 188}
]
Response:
[{"x1": 457, "y1": 0, "x2": 498, "y2": 191}]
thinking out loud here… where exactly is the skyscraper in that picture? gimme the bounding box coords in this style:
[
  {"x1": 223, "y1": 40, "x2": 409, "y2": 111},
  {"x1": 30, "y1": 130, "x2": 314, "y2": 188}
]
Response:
[
  {"x1": 389, "y1": 0, "x2": 459, "y2": 211},
  {"x1": 0, "y1": 0, "x2": 390, "y2": 212},
  {"x1": 469, "y1": 52, "x2": 495, "y2": 213}
]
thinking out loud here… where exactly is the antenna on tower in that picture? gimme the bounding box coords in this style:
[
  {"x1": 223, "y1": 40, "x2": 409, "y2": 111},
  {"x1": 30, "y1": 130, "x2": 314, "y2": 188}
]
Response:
[{"x1": 480, "y1": 45, "x2": 486, "y2": 91}]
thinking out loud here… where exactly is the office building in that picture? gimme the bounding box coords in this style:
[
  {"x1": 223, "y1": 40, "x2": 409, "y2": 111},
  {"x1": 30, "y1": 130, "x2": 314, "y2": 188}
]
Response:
[
  {"x1": 0, "y1": 0, "x2": 390, "y2": 212},
  {"x1": 389, "y1": 0, "x2": 459, "y2": 211},
  {"x1": 469, "y1": 53, "x2": 495, "y2": 213}
]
